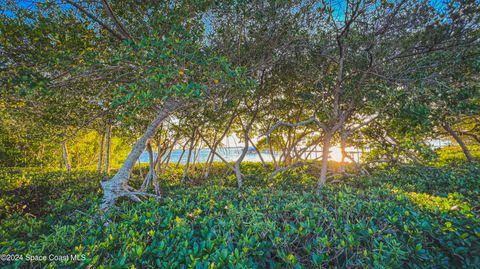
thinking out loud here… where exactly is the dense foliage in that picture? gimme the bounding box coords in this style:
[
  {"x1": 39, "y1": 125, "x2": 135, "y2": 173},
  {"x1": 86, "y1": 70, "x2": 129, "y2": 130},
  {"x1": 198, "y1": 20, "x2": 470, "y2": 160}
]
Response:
[
  {"x1": 1, "y1": 1, "x2": 479, "y2": 268},
  {"x1": 1, "y1": 162, "x2": 479, "y2": 268}
]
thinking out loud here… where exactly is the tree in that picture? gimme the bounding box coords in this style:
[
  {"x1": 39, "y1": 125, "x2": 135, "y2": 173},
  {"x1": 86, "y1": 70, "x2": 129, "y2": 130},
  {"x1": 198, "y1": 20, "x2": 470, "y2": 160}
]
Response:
[{"x1": 257, "y1": 0, "x2": 479, "y2": 186}]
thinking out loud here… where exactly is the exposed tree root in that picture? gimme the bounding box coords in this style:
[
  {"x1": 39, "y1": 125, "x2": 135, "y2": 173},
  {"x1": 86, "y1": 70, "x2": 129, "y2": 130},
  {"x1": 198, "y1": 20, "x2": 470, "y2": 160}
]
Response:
[
  {"x1": 100, "y1": 179, "x2": 161, "y2": 213},
  {"x1": 97, "y1": 181, "x2": 162, "y2": 225},
  {"x1": 118, "y1": 187, "x2": 161, "y2": 203}
]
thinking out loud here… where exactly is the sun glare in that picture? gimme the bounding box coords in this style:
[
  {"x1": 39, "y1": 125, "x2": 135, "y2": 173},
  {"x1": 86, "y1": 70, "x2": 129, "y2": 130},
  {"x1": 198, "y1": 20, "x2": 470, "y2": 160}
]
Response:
[
  {"x1": 329, "y1": 146, "x2": 343, "y2": 162},
  {"x1": 329, "y1": 146, "x2": 354, "y2": 163}
]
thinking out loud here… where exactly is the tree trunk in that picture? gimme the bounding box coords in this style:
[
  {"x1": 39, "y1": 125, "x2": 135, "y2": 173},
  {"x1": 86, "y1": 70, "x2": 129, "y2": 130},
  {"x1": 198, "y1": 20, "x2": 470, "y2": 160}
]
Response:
[
  {"x1": 141, "y1": 142, "x2": 153, "y2": 191},
  {"x1": 151, "y1": 148, "x2": 161, "y2": 196},
  {"x1": 284, "y1": 128, "x2": 293, "y2": 165},
  {"x1": 234, "y1": 107, "x2": 258, "y2": 188},
  {"x1": 141, "y1": 141, "x2": 160, "y2": 196},
  {"x1": 235, "y1": 129, "x2": 250, "y2": 188},
  {"x1": 176, "y1": 142, "x2": 187, "y2": 168},
  {"x1": 340, "y1": 131, "x2": 347, "y2": 174},
  {"x1": 162, "y1": 142, "x2": 175, "y2": 175},
  {"x1": 182, "y1": 130, "x2": 196, "y2": 183},
  {"x1": 443, "y1": 123, "x2": 474, "y2": 162},
  {"x1": 205, "y1": 112, "x2": 237, "y2": 177},
  {"x1": 97, "y1": 131, "x2": 105, "y2": 174},
  {"x1": 458, "y1": 131, "x2": 480, "y2": 144},
  {"x1": 193, "y1": 140, "x2": 201, "y2": 164},
  {"x1": 100, "y1": 99, "x2": 179, "y2": 211},
  {"x1": 155, "y1": 146, "x2": 167, "y2": 174},
  {"x1": 268, "y1": 138, "x2": 278, "y2": 167},
  {"x1": 247, "y1": 136, "x2": 266, "y2": 167},
  {"x1": 204, "y1": 150, "x2": 214, "y2": 177},
  {"x1": 318, "y1": 133, "x2": 332, "y2": 188},
  {"x1": 235, "y1": 152, "x2": 248, "y2": 187},
  {"x1": 137, "y1": 159, "x2": 144, "y2": 178},
  {"x1": 191, "y1": 140, "x2": 201, "y2": 175},
  {"x1": 155, "y1": 139, "x2": 162, "y2": 172},
  {"x1": 198, "y1": 130, "x2": 237, "y2": 172},
  {"x1": 155, "y1": 138, "x2": 170, "y2": 175},
  {"x1": 105, "y1": 124, "x2": 112, "y2": 175},
  {"x1": 62, "y1": 141, "x2": 71, "y2": 172}
]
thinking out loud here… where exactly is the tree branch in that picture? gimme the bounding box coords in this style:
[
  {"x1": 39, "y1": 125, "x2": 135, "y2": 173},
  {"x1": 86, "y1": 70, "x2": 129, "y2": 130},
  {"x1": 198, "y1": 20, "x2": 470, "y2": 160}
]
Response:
[
  {"x1": 264, "y1": 116, "x2": 327, "y2": 137},
  {"x1": 101, "y1": 0, "x2": 136, "y2": 42},
  {"x1": 63, "y1": 0, "x2": 125, "y2": 41}
]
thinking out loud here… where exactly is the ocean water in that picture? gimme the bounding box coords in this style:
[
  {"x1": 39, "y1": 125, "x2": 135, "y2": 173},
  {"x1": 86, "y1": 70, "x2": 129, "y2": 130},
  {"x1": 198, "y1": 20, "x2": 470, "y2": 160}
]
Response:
[
  {"x1": 137, "y1": 139, "x2": 451, "y2": 165},
  {"x1": 138, "y1": 147, "x2": 280, "y2": 164}
]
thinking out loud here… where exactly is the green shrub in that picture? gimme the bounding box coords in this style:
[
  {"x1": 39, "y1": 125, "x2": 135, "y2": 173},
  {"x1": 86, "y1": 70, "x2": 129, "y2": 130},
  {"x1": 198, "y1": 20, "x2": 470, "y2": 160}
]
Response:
[
  {"x1": 1, "y1": 163, "x2": 479, "y2": 268},
  {"x1": 347, "y1": 163, "x2": 480, "y2": 206},
  {"x1": 435, "y1": 145, "x2": 480, "y2": 165}
]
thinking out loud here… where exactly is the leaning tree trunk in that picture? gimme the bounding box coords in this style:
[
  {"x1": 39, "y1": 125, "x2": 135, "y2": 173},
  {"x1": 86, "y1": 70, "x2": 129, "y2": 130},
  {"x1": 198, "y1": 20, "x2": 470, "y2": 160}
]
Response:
[
  {"x1": 162, "y1": 142, "x2": 175, "y2": 175},
  {"x1": 176, "y1": 142, "x2": 188, "y2": 168},
  {"x1": 318, "y1": 133, "x2": 332, "y2": 188},
  {"x1": 154, "y1": 143, "x2": 168, "y2": 176},
  {"x1": 205, "y1": 113, "x2": 236, "y2": 177},
  {"x1": 248, "y1": 136, "x2": 266, "y2": 167},
  {"x1": 268, "y1": 138, "x2": 278, "y2": 167},
  {"x1": 62, "y1": 141, "x2": 71, "y2": 172},
  {"x1": 198, "y1": 131, "x2": 237, "y2": 172},
  {"x1": 105, "y1": 125, "x2": 112, "y2": 175},
  {"x1": 100, "y1": 99, "x2": 179, "y2": 211},
  {"x1": 443, "y1": 123, "x2": 474, "y2": 162},
  {"x1": 97, "y1": 131, "x2": 105, "y2": 174}
]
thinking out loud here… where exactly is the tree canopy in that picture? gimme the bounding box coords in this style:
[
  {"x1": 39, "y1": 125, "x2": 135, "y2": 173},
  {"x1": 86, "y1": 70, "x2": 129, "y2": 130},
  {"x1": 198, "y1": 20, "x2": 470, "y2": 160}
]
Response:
[{"x1": 1, "y1": 0, "x2": 479, "y2": 208}]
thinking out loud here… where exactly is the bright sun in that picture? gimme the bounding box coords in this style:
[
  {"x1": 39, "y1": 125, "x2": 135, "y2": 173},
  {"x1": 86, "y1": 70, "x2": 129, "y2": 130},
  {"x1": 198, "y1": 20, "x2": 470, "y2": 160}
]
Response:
[
  {"x1": 329, "y1": 146, "x2": 344, "y2": 162},
  {"x1": 329, "y1": 146, "x2": 354, "y2": 163}
]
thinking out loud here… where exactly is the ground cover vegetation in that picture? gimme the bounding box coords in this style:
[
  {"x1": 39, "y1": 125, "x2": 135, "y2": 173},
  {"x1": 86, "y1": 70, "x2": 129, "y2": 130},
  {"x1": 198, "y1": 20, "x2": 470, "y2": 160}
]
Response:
[{"x1": 1, "y1": 162, "x2": 479, "y2": 268}]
